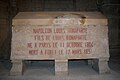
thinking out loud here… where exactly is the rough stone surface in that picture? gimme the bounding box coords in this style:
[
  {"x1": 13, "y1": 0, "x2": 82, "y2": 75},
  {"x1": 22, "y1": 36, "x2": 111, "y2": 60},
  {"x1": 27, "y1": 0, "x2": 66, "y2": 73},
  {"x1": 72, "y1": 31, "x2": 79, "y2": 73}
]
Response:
[
  {"x1": 55, "y1": 60, "x2": 68, "y2": 76},
  {"x1": 10, "y1": 12, "x2": 110, "y2": 75},
  {"x1": 10, "y1": 60, "x2": 23, "y2": 76}
]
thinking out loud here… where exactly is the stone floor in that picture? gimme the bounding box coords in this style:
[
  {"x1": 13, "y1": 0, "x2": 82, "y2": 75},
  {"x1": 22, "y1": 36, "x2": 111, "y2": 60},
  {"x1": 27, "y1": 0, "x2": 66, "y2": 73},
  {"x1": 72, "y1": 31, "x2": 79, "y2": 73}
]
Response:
[{"x1": 0, "y1": 57, "x2": 120, "y2": 80}]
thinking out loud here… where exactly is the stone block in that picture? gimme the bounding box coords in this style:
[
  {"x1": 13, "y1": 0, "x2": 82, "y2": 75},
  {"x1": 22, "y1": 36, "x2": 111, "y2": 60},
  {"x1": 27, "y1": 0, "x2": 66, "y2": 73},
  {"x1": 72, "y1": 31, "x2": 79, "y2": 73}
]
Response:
[
  {"x1": 10, "y1": 60, "x2": 24, "y2": 76},
  {"x1": 10, "y1": 12, "x2": 110, "y2": 75},
  {"x1": 55, "y1": 60, "x2": 68, "y2": 76},
  {"x1": 92, "y1": 58, "x2": 110, "y2": 74}
]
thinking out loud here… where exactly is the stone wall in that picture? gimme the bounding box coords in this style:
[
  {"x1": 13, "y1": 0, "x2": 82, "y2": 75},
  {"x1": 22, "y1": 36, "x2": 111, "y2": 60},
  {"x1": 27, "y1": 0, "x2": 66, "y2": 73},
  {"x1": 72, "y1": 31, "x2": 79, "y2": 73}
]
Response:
[
  {"x1": 99, "y1": 0, "x2": 120, "y2": 56},
  {"x1": 17, "y1": 0, "x2": 97, "y2": 11},
  {"x1": 17, "y1": 0, "x2": 44, "y2": 11},
  {"x1": 0, "y1": 1, "x2": 11, "y2": 59}
]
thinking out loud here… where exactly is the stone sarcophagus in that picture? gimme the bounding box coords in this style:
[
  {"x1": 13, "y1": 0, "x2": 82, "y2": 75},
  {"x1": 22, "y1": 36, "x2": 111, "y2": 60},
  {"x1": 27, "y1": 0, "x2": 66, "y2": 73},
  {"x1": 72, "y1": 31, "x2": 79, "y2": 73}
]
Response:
[{"x1": 10, "y1": 12, "x2": 110, "y2": 75}]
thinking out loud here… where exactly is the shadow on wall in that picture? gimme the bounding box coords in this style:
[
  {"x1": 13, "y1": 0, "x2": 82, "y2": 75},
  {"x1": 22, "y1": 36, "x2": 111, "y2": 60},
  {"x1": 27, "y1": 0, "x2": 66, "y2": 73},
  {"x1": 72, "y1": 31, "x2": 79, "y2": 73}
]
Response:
[{"x1": 0, "y1": 1, "x2": 11, "y2": 60}]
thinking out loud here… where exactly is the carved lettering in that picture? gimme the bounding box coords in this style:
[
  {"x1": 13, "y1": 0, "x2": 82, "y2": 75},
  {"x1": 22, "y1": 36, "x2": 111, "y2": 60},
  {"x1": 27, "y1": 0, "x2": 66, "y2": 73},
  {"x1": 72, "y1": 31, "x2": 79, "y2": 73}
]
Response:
[{"x1": 27, "y1": 27, "x2": 94, "y2": 55}]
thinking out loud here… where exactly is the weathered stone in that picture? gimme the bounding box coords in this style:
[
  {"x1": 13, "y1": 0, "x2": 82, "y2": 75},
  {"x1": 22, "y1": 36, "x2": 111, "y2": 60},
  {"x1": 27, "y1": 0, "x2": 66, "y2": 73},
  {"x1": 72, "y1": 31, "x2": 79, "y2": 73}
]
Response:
[
  {"x1": 10, "y1": 60, "x2": 24, "y2": 75},
  {"x1": 10, "y1": 12, "x2": 110, "y2": 75},
  {"x1": 92, "y1": 58, "x2": 110, "y2": 74},
  {"x1": 55, "y1": 60, "x2": 68, "y2": 76}
]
